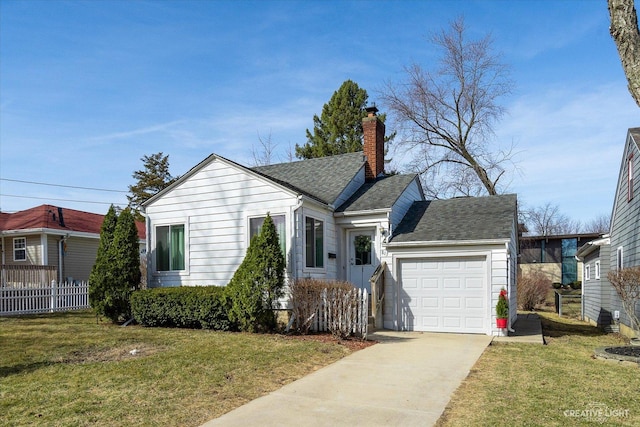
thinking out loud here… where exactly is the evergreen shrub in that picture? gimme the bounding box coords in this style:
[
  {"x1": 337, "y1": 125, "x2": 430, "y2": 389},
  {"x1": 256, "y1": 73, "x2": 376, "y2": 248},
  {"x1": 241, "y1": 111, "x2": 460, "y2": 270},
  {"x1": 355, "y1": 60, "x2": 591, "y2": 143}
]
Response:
[{"x1": 131, "y1": 286, "x2": 230, "y2": 330}]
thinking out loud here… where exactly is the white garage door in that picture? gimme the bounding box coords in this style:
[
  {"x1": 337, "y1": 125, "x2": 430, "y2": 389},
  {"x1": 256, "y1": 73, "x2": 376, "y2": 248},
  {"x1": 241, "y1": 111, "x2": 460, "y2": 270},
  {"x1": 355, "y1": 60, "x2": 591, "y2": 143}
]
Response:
[{"x1": 399, "y1": 257, "x2": 487, "y2": 333}]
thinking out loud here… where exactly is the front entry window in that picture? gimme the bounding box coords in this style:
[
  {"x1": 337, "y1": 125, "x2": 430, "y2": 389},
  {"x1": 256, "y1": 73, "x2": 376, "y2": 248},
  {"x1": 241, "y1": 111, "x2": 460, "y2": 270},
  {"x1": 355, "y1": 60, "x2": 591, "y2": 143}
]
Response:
[{"x1": 354, "y1": 235, "x2": 372, "y2": 265}]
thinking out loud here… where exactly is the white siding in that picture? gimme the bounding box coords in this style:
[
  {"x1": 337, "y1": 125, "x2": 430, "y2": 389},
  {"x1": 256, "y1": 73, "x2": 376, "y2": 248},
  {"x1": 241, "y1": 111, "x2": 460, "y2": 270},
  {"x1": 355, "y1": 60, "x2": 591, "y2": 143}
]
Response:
[{"x1": 146, "y1": 157, "x2": 300, "y2": 287}]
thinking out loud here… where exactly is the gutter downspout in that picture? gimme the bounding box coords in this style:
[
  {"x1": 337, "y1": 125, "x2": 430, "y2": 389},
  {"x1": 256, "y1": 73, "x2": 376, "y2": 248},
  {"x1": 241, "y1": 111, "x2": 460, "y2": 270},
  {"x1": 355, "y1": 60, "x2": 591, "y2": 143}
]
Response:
[
  {"x1": 291, "y1": 196, "x2": 304, "y2": 283},
  {"x1": 575, "y1": 254, "x2": 585, "y2": 321},
  {"x1": 58, "y1": 234, "x2": 70, "y2": 283},
  {"x1": 506, "y1": 241, "x2": 516, "y2": 333}
]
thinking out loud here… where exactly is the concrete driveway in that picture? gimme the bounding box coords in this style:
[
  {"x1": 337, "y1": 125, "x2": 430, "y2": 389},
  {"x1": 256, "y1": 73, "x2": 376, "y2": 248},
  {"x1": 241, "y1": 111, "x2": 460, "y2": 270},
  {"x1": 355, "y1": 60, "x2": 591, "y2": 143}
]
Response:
[{"x1": 201, "y1": 331, "x2": 492, "y2": 427}]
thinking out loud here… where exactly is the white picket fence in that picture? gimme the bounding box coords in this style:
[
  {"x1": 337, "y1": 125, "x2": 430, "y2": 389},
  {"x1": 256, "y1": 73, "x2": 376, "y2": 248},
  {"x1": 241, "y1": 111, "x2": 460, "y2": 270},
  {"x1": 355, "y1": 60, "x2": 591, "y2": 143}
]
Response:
[
  {"x1": 0, "y1": 280, "x2": 90, "y2": 316},
  {"x1": 310, "y1": 287, "x2": 368, "y2": 339}
]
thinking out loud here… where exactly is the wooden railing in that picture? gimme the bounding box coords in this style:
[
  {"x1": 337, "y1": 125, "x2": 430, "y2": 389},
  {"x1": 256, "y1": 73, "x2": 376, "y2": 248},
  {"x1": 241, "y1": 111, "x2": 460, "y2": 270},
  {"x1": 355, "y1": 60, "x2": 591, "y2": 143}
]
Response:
[
  {"x1": 369, "y1": 261, "x2": 386, "y2": 330},
  {"x1": 1, "y1": 265, "x2": 57, "y2": 287}
]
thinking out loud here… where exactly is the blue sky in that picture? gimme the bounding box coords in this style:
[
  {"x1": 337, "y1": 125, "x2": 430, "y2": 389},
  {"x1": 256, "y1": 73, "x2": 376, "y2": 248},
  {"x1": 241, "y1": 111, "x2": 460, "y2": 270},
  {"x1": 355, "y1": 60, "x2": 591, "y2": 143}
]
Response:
[{"x1": 0, "y1": 0, "x2": 637, "y2": 226}]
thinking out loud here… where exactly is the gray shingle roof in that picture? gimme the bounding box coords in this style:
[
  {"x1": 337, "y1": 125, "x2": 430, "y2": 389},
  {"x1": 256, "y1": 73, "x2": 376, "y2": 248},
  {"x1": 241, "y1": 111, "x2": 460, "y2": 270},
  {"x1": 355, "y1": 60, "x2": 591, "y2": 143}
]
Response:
[
  {"x1": 252, "y1": 152, "x2": 365, "y2": 205},
  {"x1": 336, "y1": 174, "x2": 419, "y2": 213},
  {"x1": 391, "y1": 194, "x2": 517, "y2": 243}
]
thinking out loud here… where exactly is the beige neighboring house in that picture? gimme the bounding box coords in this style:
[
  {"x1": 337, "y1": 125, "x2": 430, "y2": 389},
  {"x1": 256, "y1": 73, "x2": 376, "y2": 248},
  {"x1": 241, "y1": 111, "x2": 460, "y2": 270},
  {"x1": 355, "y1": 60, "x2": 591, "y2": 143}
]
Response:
[
  {"x1": 0, "y1": 205, "x2": 145, "y2": 283},
  {"x1": 519, "y1": 233, "x2": 601, "y2": 285}
]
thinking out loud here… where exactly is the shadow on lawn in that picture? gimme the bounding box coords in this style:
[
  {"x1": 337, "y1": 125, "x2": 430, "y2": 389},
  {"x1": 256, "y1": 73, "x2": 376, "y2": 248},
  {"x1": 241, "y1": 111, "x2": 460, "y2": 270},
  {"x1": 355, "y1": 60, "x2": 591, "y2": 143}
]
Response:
[
  {"x1": 0, "y1": 361, "x2": 52, "y2": 378},
  {"x1": 538, "y1": 313, "x2": 607, "y2": 339}
]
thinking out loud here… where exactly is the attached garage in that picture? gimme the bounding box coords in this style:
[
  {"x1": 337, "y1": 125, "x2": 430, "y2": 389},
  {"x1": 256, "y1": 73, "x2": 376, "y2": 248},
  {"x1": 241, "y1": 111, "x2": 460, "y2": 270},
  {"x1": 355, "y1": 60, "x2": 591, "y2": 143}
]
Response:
[
  {"x1": 382, "y1": 195, "x2": 519, "y2": 336},
  {"x1": 398, "y1": 256, "x2": 488, "y2": 333}
]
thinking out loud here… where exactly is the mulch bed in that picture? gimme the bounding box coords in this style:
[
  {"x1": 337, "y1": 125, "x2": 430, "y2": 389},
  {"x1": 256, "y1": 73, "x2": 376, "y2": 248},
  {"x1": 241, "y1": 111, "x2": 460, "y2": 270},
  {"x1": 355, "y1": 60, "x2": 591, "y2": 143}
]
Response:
[
  {"x1": 282, "y1": 333, "x2": 377, "y2": 351},
  {"x1": 604, "y1": 346, "x2": 640, "y2": 358}
]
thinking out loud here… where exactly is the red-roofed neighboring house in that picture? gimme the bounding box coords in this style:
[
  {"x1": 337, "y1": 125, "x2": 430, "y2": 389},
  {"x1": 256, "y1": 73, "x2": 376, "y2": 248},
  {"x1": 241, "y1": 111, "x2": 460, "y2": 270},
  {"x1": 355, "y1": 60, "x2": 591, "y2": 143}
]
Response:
[{"x1": 0, "y1": 205, "x2": 145, "y2": 283}]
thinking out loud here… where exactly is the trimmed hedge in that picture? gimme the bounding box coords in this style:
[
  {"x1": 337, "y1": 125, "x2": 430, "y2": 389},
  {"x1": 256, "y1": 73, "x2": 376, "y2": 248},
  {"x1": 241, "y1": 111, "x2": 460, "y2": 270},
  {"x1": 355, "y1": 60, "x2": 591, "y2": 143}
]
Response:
[{"x1": 131, "y1": 286, "x2": 231, "y2": 330}]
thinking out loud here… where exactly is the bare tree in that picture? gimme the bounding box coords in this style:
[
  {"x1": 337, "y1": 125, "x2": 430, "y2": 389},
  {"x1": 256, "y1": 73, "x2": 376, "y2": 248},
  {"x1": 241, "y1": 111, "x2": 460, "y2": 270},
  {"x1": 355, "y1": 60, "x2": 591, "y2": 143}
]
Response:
[
  {"x1": 522, "y1": 202, "x2": 582, "y2": 236},
  {"x1": 380, "y1": 17, "x2": 515, "y2": 198},
  {"x1": 583, "y1": 213, "x2": 612, "y2": 234},
  {"x1": 251, "y1": 130, "x2": 277, "y2": 166},
  {"x1": 608, "y1": 267, "x2": 640, "y2": 334},
  {"x1": 608, "y1": 0, "x2": 640, "y2": 107}
]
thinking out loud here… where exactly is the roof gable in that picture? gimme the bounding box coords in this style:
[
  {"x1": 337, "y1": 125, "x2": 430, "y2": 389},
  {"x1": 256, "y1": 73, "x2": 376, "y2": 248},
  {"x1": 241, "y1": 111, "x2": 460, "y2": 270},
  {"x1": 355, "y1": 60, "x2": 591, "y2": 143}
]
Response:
[
  {"x1": 610, "y1": 127, "x2": 640, "y2": 227},
  {"x1": 252, "y1": 152, "x2": 365, "y2": 206},
  {"x1": 335, "y1": 174, "x2": 420, "y2": 213},
  {"x1": 391, "y1": 194, "x2": 517, "y2": 243}
]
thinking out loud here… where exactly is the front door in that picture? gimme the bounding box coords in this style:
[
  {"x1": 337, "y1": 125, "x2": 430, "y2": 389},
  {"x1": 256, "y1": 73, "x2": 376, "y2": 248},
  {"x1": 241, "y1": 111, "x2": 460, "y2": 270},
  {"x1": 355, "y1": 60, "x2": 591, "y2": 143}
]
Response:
[{"x1": 348, "y1": 229, "x2": 377, "y2": 294}]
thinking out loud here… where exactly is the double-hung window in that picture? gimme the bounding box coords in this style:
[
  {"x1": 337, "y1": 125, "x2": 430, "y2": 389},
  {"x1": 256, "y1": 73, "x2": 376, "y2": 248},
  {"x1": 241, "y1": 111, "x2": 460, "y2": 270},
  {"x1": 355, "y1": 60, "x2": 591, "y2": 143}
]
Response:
[
  {"x1": 584, "y1": 264, "x2": 591, "y2": 281},
  {"x1": 249, "y1": 214, "x2": 286, "y2": 255},
  {"x1": 595, "y1": 261, "x2": 600, "y2": 280},
  {"x1": 156, "y1": 224, "x2": 185, "y2": 271},
  {"x1": 305, "y1": 216, "x2": 324, "y2": 268},
  {"x1": 13, "y1": 237, "x2": 26, "y2": 261}
]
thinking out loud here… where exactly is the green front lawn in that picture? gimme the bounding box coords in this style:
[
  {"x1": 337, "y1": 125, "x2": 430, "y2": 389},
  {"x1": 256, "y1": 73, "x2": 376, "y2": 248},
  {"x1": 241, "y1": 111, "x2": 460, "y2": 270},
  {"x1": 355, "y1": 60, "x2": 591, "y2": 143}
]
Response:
[
  {"x1": 437, "y1": 311, "x2": 640, "y2": 426},
  {"x1": 0, "y1": 311, "x2": 353, "y2": 426}
]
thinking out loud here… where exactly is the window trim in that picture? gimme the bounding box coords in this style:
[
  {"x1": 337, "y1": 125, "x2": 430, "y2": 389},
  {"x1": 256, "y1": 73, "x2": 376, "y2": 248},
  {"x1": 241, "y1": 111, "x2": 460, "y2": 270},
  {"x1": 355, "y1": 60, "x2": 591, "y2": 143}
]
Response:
[
  {"x1": 595, "y1": 260, "x2": 600, "y2": 280},
  {"x1": 248, "y1": 213, "x2": 287, "y2": 255},
  {"x1": 153, "y1": 221, "x2": 189, "y2": 274},
  {"x1": 13, "y1": 237, "x2": 26, "y2": 262},
  {"x1": 304, "y1": 215, "x2": 325, "y2": 270},
  {"x1": 584, "y1": 264, "x2": 591, "y2": 281}
]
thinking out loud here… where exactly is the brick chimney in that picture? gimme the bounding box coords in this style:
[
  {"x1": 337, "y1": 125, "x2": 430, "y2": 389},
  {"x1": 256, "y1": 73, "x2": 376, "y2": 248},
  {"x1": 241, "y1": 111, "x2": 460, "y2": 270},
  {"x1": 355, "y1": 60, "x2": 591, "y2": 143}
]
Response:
[{"x1": 362, "y1": 106, "x2": 385, "y2": 181}]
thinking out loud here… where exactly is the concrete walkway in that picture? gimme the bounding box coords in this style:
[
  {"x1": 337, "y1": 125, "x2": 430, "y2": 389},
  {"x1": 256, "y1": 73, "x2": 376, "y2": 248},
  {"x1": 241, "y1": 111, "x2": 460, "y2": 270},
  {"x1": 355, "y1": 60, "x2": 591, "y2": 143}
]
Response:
[
  {"x1": 492, "y1": 313, "x2": 545, "y2": 344},
  {"x1": 201, "y1": 332, "x2": 492, "y2": 427}
]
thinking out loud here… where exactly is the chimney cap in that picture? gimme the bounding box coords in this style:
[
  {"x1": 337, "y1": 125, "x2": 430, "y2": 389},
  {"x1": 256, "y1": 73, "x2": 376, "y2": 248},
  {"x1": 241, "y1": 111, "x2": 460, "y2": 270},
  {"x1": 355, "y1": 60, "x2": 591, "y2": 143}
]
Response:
[{"x1": 365, "y1": 105, "x2": 379, "y2": 116}]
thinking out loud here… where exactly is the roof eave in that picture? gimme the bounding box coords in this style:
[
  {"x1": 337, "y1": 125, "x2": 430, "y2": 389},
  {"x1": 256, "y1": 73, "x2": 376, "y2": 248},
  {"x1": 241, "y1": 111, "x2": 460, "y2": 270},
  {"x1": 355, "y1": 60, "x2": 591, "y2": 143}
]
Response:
[
  {"x1": 385, "y1": 238, "x2": 511, "y2": 248},
  {"x1": 0, "y1": 228, "x2": 100, "y2": 239},
  {"x1": 334, "y1": 208, "x2": 391, "y2": 217}
]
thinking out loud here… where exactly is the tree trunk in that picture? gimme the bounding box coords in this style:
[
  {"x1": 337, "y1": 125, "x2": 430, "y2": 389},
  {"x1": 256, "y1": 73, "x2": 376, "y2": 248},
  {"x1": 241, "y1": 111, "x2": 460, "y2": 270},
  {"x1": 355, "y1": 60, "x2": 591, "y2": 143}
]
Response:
[{"x1": 609, "y1": 0, "x2": 640, "y2": 107}]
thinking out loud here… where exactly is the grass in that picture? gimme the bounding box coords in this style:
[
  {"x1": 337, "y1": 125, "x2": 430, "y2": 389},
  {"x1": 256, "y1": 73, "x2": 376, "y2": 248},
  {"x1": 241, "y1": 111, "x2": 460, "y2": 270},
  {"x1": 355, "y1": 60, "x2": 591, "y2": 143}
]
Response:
[
  {"x1": 436, "y1": 310, "x2": 640, "y2": 426},
  {"x1": 0, "y1": 310, "x2": 353, "y2": 426}
]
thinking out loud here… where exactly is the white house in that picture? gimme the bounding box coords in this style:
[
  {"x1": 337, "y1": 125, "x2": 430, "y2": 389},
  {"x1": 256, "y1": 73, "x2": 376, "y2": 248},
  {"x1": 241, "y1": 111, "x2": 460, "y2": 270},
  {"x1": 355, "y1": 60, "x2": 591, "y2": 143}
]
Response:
[{"x1": 143, "y1": 107, "x2": 518, "y2": 336}]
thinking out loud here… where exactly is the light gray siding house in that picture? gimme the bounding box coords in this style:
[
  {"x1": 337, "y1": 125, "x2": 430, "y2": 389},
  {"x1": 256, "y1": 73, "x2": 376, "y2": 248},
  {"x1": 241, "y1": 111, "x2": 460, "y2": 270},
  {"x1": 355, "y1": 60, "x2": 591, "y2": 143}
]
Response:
[
  {"x1": 608, "y1": 127, "x2": 640, "y2": 337},
  {"x1": 143, "y1": 107, "x2": 519, "y2": 336},
  {"x1": 577, "y1": 235, "x2": 613, "y2": 329}
]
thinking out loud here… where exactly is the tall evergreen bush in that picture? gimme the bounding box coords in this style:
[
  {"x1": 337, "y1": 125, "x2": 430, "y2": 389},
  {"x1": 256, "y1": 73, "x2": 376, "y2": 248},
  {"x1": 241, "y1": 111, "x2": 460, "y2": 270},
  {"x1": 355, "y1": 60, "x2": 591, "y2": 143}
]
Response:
[
  {"x1": 225, "y1": 214, "x2": 285, "y2": 332},
  {"x1": 89, "y1": 206, "x2": 142, "y2": 323},
  {"x1": 89, "y1": 205, "x2": 118, "y2": 319}
]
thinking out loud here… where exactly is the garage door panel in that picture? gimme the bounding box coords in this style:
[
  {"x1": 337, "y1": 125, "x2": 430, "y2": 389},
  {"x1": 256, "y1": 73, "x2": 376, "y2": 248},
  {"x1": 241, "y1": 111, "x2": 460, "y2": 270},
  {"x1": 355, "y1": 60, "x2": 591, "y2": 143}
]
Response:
[
  {"x1": 443, "y1": 297, "x2": 461, "y2": 308},
  {"x1": 403, "y1": 278, "x2": 418, "y2": 289},
  {"x1": 421, "y1": 278, "x2": 439, "y2": 289},
  {"x1": 465, "y1": 297, "x2": 484, "y2": 309},
  {"x1": 465, "y1": 277, "x2": 483, "y2": 289},
  {"x1": 443, "y1": 278, "x2": 461, "y2": 289},
  {"x1": 400, "y1": 257, "x2": 487, "y2": 334},
  {"x1": 421, "y1": 297, "x2": 438, "y2": 308}
]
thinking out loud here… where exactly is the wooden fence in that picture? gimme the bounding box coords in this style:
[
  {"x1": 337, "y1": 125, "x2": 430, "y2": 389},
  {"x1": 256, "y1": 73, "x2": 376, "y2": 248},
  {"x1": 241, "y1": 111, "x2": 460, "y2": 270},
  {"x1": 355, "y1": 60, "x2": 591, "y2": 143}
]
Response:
[
  {"x1": 0, "y1": 280, "x2": 90, "y2": 316},
  {"x1": 310, "y1": 287, "x2": 368, "y2": 339},
  {"x1": 1, "y1": 264, "x2": 57, "y2": 287}
]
